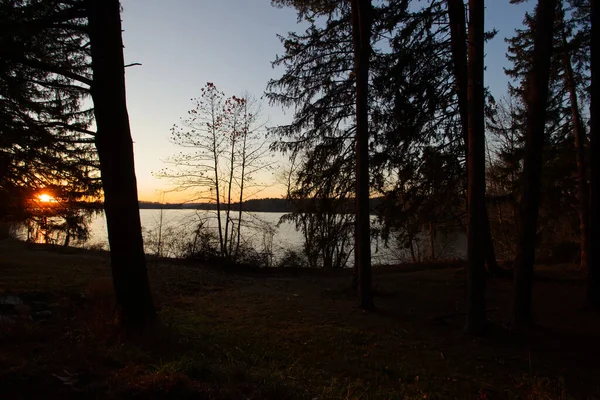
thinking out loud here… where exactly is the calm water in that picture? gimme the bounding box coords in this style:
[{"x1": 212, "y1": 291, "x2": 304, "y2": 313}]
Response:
[{"x1": 81, "y1": 209, "x2": 466, "y2": 265}]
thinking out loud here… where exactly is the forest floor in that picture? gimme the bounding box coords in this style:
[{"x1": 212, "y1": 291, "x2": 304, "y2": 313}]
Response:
[{"x1": 0, "y1": 240, "x2": 599, "y2": 400}]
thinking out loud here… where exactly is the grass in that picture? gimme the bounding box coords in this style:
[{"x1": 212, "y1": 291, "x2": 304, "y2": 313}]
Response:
[{"x1": 1, "y1": 239, "x2": 599, "y2": 399}]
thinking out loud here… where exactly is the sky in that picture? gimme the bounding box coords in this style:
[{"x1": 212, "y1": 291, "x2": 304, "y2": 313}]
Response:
[{"x1": 120, "y1": 0, "x2": 534, "y2": 203}]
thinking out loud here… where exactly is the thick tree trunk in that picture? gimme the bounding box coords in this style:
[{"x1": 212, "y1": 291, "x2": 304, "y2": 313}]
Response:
[
  {"x1": 446, "y1": 0, "x2": 501, "y2": 276},
  {"x1": 87, "y1": 0, "x2": 156, "y2": 329},
  {"x1": 465, "y1": 0, "x2": 487, "y2": 335},
  {"x1": 511, "y1": 0, "x2": 557, "y2": 330},
  {"x1": 351, "y1": 0, "x2": 373, "y2": 310},
  {"x1": 589, "y1": 0, "x2": 600, "y2": 308},
  {"x1": 560, "y1": 24, "x2": 590, "y2": 271}
]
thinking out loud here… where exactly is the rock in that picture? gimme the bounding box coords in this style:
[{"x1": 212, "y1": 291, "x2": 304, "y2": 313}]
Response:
[
  {"x1": 14, "y1": 304, "x2": 31, "y2": 315},
  {"x1": 0, "y1": 295, "x2": 23, "y2": 306},
  {"x1": 0, "y1": 315, "x2": 15, "y2": 325},
  {"x1": 32, "y1": 301, "x2": 48, "y2": 309},
  {"x1": 34, "y1": 310, "x2": 52, "y2": 318}
]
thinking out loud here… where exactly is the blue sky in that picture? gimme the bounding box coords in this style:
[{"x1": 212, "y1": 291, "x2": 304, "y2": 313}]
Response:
[{"x1": 120, "y1": 0, "x2": 533, "y2": 202}]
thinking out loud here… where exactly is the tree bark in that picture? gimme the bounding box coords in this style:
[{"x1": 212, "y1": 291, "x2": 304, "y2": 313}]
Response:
[
  {"x1": 351, "y1": 0, "x2": 373, "y2": 310},
  {"x1": 588, "y1": 0, "x2": 600, "y2": 309},
  {"x1": 87, "y1": 0, "x2": 156, "y2": 329},
  {"x1": 560, "y1": 20, "x2": 590, "y2": 271},
  {"x1": 446, "y1": 0, "x2": 501, "y2": 276},
  {"x1": 464, "y1": 0, "x2": 487, "y2": 335},
  {"x1": 511, "y1": 0, "x2": 557, "y2": 330}
]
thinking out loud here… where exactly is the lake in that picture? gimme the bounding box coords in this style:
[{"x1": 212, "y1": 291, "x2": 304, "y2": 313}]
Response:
[
  {"x1": 96, "y1": 209, "x2": 466, "y2": 265},
  {"x1": 19, "y1": 209, "x2": 467, "y2": 266}
]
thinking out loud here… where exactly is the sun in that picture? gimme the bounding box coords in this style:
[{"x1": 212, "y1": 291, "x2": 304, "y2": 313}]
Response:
[{"x1": 38, "y1": 193, "x2": 55, "y2": 203}]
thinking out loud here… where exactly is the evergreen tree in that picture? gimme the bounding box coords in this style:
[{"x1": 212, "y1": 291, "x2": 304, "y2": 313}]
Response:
[
  {"x1": 589, "y1": 0, "x2": 599, "y2": 308},
  {"x1": 268, "y1": 1, "x2": 469, "y2": 269},
  {"x1": 351, "y1": 0, "x2": 374, "y2": 309},
  {"x1": 511, "y1": 0, "x2": 558, "y2": 330},
  {"x1": 464, "y1": 0, "x2": 487, "y2": 335},
  {"x1": 0, "y1": 0, "x2": 100, "y2": 230},
  {"x1": 447, "y1": 0, "x2": 502, "y2": 276},
  {"x1": 488, "y1": 0, "x2": 590, "y2": 264}
]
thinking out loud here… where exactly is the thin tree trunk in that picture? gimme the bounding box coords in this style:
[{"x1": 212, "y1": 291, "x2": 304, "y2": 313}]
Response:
[
  {"x1": 447, "y1": 0, "x2": 501, "y2": 276},
  {"x1": 429, "y1": 222, "x2": 436, "y2": 260},
  {"x1": 156, "y1": 204, "x2": 164, "y2": 257},
  {"x1": 224, "y1": 132, "x2": 236, "y2": 259},
  {"x1": 560, "y1": 20, "x2": 590, "y2": 271},
  {"x1": 465, "y1": 0, "x2": 487, "y2": 335},
  {"x1": 588, "y1": 0, "x2": 600, "y2": 309},
  {"x1": 211, "y1": 104, "x2": 225, "y2": 256},
  {"x1": 511, "y1": 0, "x2": 557, "y2": 330},
  {"x1": 86, "y1": 0, "x2": 156, "y2": 329},
  {"x1": 235, "y1": 112, "x2": 248, "y2": 259},
  {"x1": 351, "y1": 0, "x2": 373, "y2": 310},
  {"x1": 409, "y1": 236, "x2": 417, "y2": 263},
  {"x1": 63, "y1": 231, "x2": 70, "y2": 247}
]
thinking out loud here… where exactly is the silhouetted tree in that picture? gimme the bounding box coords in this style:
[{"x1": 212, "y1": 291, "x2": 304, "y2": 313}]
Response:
[
  {"x1": 589, "y1": 0, "x2": 600, "y2": 308},
  {"x1": 462, "y1": 0, "x2": 487, "y2": 335},
  {"x1": 268, "y1": 1, "x2": 468, "y2": 269},
  {"x1": 511, "y1": 0, "x2": 558, "y2": 330},
  {"x1": 487, "y1": 1, "x2": 590, "y2": 264},
  {"x1": 158, "y1": 84, "x2": 271, "y2": 261},
  {"x1": 351, "y1": 0, "x2": 374, "y2": 309},
  {"x1": 446, "y1": 0, "x2": 501, "y2": 276},
  {"x1": 281, "y1": 159, "x2": 354, "y2": 269},
  {"x1": 559, "y1": 8, "x2": 590, "y2": 271},
  {"x1": 0, "y1": 0, "x2": 100, "y2": 222},
  {"x1": 86, "y1": 0, "x2": 156, "y2": 329}
]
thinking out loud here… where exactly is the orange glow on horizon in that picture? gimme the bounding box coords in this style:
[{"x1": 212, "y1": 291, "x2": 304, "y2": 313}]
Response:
[{"x1": 37, "y1": 193, "x2": 56, "y2": 203}]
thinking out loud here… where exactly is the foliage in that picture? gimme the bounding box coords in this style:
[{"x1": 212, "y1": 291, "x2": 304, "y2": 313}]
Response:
[
  {"x1": 267, "y1": 0, "x2": 469, "y2": 262},
  {"x1": 0, "y1": 0, "x2": 100, "y2": 249},
  {"x1": 0, "y1": 0, "x2": 100, "y2": 221},
  {"x1": 485, "y1": 0, "x2": 591, "y2": 259}
]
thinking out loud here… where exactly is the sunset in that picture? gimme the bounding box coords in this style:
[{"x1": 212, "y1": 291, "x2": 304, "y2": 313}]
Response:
[
  {"x1": 1, "y1": 0, "x2": 598, "y2": 398},
  {"x1": 36, "y1": 193, "x2": 55, "y2": 203}
]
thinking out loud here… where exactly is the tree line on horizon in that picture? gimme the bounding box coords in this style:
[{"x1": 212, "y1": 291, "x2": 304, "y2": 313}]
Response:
[{"x1": 0, "y1": 0, "x2": 598, "y2": 335}]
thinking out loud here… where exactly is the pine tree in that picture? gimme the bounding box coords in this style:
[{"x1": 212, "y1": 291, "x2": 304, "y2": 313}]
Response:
[
  {"x1": 511, "y1": 0, "x2": 558, "y2": 330},
  {"x1": 0, "y1": 0, "x2": 100, "y2": 226},
  {"x1": 268, "y1": 0, "x2": 469, "y2": 270},
  {"x1": 588, "y1": 0, "x2": 600, "y2": 308},
  {"x1": 464, "y1": 0, "x2": 487, "y2": 335},
  {"x1": 446, "y1": 0, "x2": 503, "y2": 276},
  {"x1": 351, "y1": 0, "x2": 374, "y2": 309}
]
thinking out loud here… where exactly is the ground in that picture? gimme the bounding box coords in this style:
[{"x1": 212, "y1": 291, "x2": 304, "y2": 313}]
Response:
[{"x1": 0, "y1": 240, "x2": 599, "y2": 399}]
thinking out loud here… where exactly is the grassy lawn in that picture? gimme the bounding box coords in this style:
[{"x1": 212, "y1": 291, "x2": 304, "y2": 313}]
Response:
[{"x1": 1, "y1": 240, "x2": 599, "y2": 399}]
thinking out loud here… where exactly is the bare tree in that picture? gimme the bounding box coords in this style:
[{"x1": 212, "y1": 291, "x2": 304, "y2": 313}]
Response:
[{"x1": 158, "y1": 83, "x2": 271, "y2": 260}]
